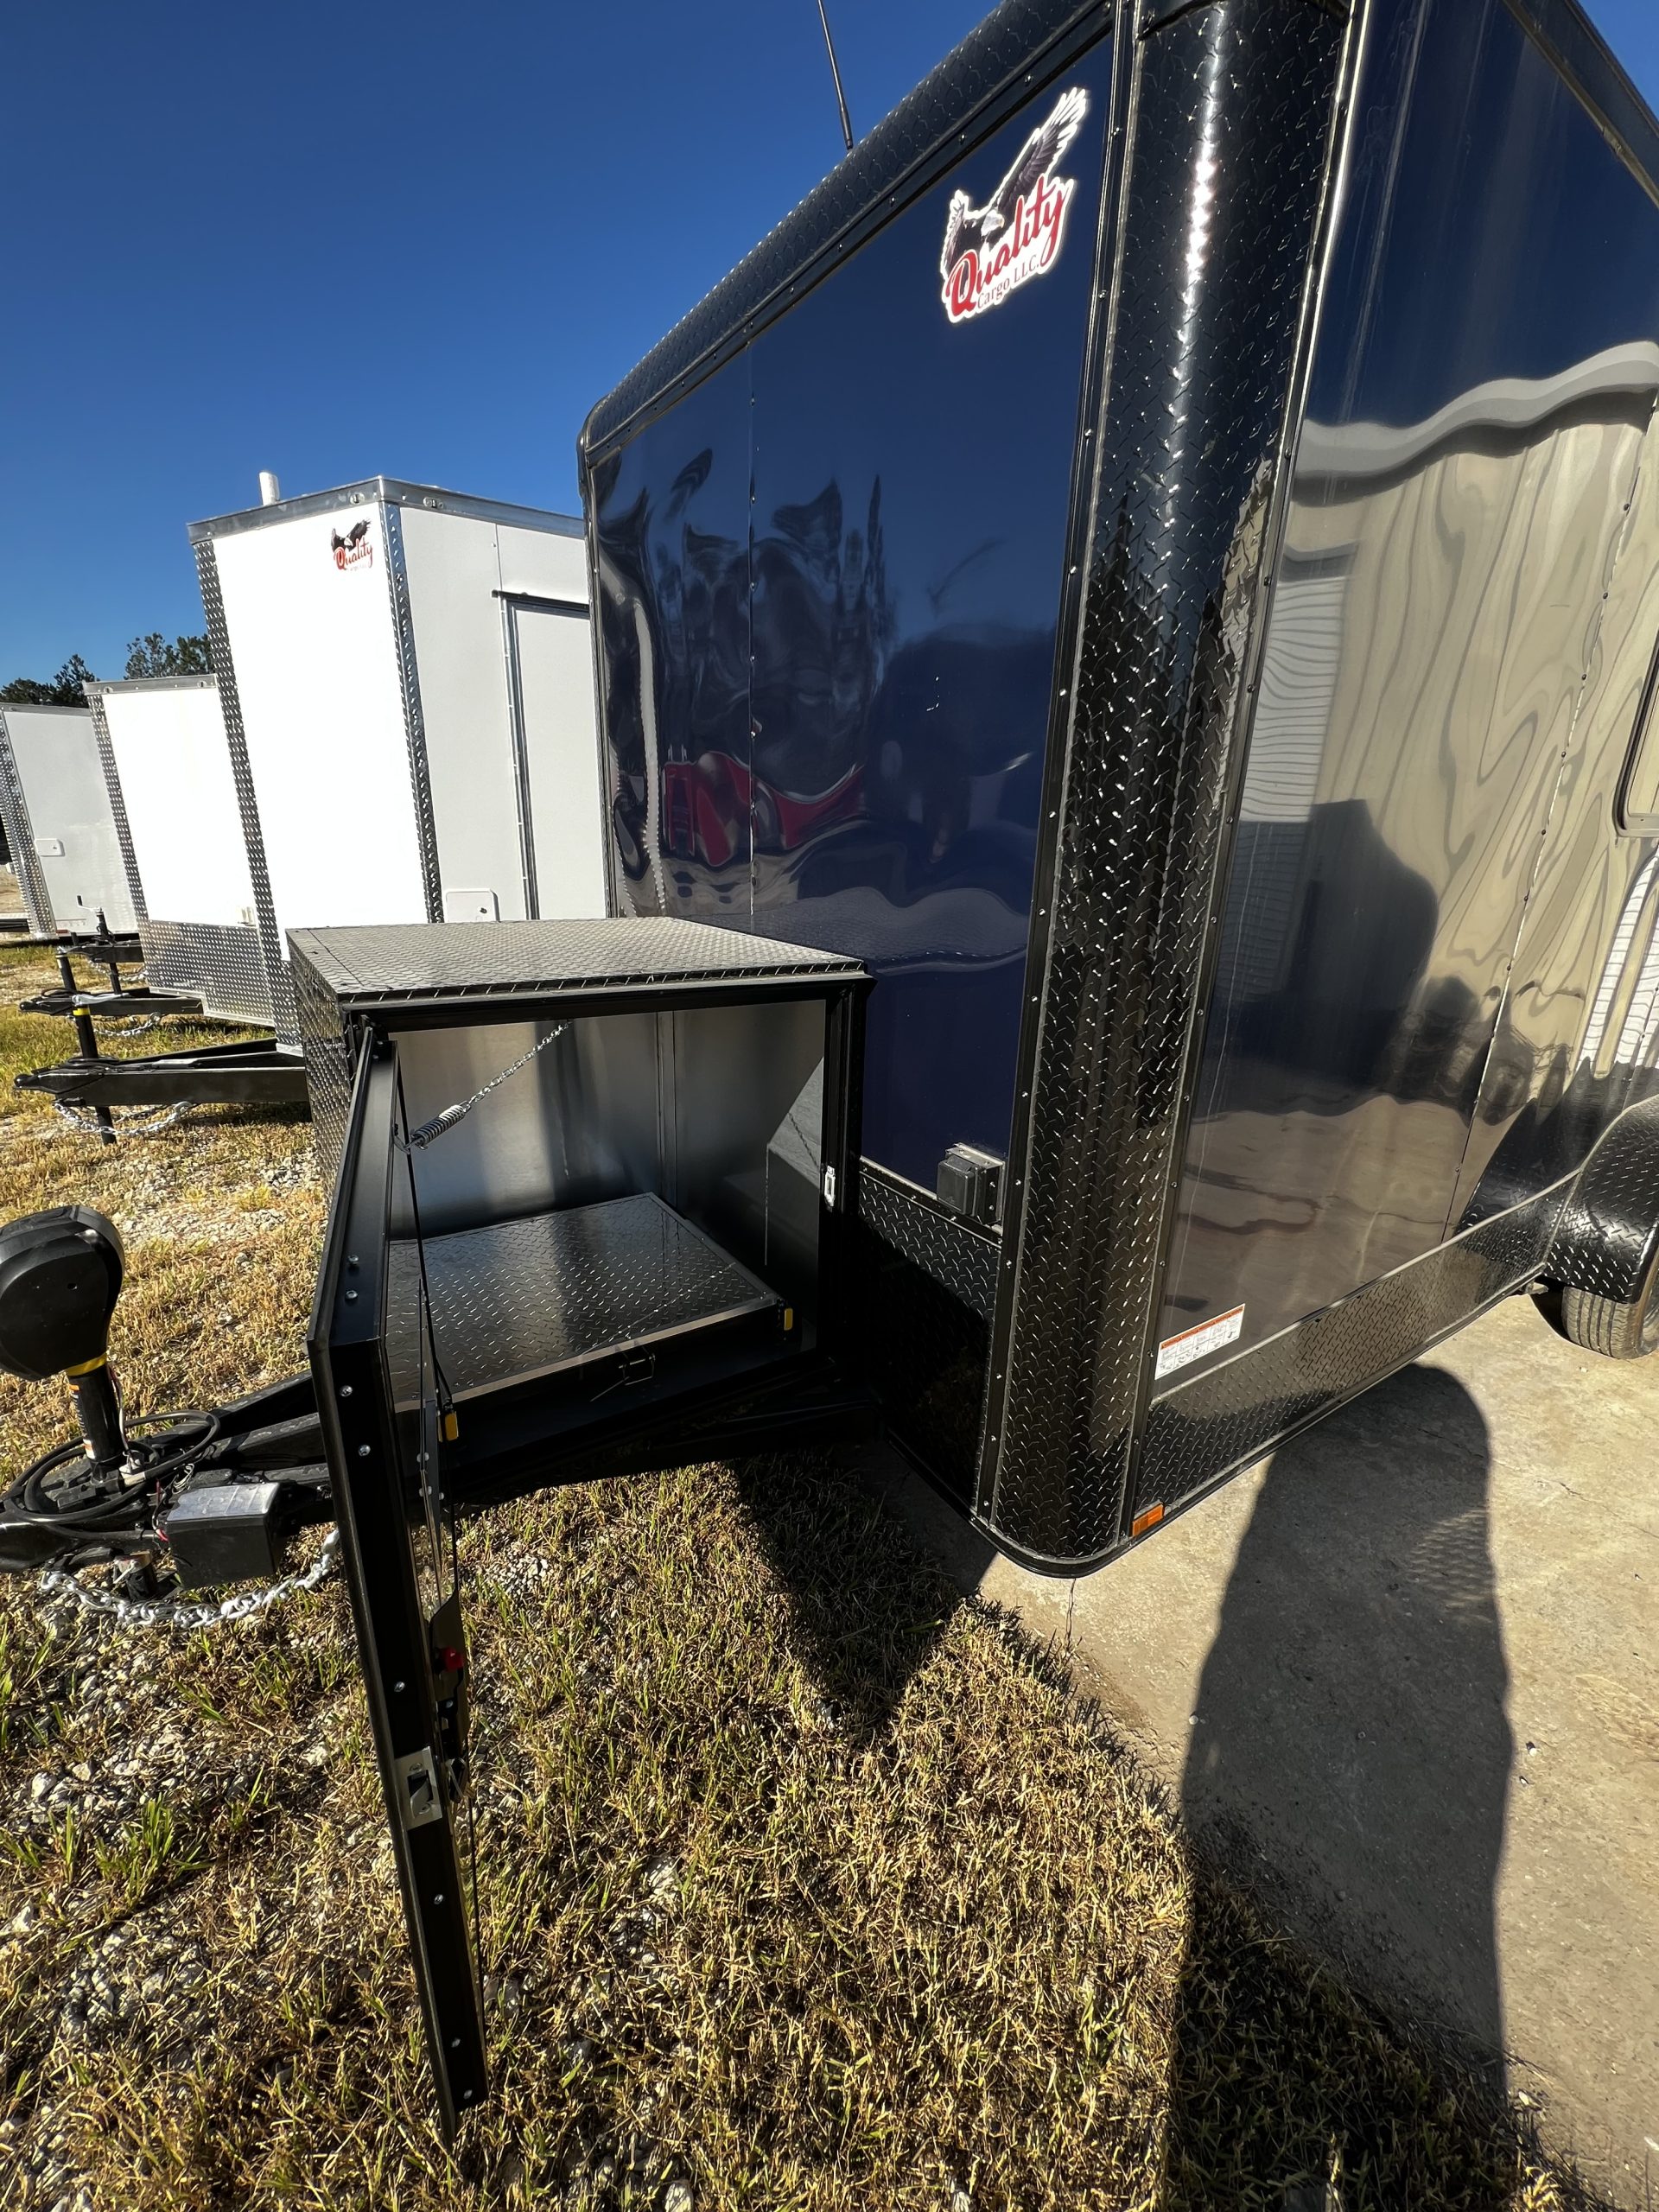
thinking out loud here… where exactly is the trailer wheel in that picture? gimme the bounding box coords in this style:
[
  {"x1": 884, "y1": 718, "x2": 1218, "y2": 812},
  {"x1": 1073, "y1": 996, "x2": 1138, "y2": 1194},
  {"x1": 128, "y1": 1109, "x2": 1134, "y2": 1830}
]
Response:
[{"x1": 1560, "y1": 1256, "x2": 1659, "y2": 1360}]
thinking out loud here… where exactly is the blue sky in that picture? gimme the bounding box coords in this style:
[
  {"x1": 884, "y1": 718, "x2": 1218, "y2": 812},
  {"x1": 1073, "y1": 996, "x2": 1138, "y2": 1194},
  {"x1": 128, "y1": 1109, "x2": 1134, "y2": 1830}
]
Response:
[{"x1": 1, "y1": 0, "x2": 1655, "y2": 683}]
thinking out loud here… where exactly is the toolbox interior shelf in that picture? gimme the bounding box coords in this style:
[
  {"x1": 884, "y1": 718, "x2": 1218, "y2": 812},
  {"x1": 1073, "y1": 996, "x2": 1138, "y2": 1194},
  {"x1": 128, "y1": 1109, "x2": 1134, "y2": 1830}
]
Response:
[{"x1": 385, "y1": 1193, "x2": 781, "y2": 1405}]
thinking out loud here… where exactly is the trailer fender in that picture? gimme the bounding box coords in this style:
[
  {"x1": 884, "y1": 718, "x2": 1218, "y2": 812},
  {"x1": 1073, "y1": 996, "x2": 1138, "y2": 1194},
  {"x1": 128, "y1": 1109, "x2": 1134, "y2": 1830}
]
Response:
[{"x1": 1545, "y1": 1096, "x2": 1659, "y2": 1306}]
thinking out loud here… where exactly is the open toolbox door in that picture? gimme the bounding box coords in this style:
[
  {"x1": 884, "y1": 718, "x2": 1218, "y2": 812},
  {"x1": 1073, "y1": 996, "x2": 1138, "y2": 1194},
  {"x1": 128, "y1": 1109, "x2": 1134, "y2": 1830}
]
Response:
[{"x1": 308, "y1": 1034, "x2": 486, "y2": 2132}]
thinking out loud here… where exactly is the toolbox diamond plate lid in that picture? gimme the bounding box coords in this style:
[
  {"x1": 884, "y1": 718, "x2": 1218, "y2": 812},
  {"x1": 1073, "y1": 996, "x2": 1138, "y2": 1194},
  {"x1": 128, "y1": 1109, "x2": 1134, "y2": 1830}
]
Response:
[{"x1": 287, "y1": 917, "x2": 867, "y2": 1009}]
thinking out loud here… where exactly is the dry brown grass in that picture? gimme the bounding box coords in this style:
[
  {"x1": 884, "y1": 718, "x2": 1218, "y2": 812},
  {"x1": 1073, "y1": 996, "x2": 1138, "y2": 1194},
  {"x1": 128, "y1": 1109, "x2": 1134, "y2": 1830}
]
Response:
[
  {"x1": 0, "y1": 944, "x2": 321, "y2": 1474},
  {"x1": 0, "y1": 944, "x2": 1605, "y2": 2210}
]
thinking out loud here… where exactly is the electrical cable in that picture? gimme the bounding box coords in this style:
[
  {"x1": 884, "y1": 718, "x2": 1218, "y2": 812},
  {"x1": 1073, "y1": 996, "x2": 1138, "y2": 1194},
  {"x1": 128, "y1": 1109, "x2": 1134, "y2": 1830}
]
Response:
[{"x1": 3, "y1": 1408, "x2": 220, "y2": 1541}]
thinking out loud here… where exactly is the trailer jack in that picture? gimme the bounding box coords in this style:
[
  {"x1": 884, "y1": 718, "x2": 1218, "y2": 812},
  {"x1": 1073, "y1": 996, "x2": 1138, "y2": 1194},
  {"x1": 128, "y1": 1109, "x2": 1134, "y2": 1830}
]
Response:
[{"x1": 0, "y1": 1205, "x2": 327, "y2": 1585}]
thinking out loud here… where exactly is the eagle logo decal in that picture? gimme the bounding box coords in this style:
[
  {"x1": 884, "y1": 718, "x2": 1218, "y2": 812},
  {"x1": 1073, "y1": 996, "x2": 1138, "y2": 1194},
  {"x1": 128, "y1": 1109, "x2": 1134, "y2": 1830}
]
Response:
[
  {"x1": 330, "y1": 518, "x2": 373, "y2": 571},
  {"x1": 939, "y1": 86, "x2": 1089, "y2": 325}
]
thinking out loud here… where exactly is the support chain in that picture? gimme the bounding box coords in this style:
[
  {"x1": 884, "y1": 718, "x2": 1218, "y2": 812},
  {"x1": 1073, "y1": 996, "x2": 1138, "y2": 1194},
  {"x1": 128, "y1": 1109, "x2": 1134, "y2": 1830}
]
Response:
[
  {"x1": 40, "y1": 1529, "x2": 340, "y2": 1631},
  {"x1": 403, "y1": 1022, "x2": 566, "y2": 1149},
  {"x1": 49, "y1": 1100, "x2": 195, "y2": 1140}
]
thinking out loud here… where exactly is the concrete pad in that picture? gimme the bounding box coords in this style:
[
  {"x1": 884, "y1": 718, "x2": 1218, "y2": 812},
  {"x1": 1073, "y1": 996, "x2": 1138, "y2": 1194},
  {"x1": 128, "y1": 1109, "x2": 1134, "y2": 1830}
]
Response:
[{"x1": 871, "y1": 1291, "x2": 1659, "y2": 2205}]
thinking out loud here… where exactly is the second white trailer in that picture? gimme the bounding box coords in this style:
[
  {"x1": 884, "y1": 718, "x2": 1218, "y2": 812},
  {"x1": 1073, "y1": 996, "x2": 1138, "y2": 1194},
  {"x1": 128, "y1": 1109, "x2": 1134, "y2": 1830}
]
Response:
[
  {"x1": 0, "y1": 702, "x2": 138, "y2": 939},
  {"x1": 84, "y1": 676, "x2": 270, "y2": 1023},
  {"x1": 188, "y1": 476, "x2": 607, "y2": 1039}
]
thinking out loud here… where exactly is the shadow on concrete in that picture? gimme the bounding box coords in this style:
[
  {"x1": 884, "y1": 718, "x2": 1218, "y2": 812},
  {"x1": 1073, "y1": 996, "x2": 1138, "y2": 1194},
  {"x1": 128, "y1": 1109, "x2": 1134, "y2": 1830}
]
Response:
[{"x1": 1161, "y1": 1362, "x2": 1514, "y2": 2204}]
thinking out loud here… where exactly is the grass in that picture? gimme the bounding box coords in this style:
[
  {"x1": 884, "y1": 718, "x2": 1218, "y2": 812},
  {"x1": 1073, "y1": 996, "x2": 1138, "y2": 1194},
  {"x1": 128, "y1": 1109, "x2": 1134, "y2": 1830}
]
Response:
[
  {"x1": 0, "y1": 943, "x2": 321, "y2": 1478},
  {"x1": 0, "y1": 941, "x2": 1608, "y2": 2209}
]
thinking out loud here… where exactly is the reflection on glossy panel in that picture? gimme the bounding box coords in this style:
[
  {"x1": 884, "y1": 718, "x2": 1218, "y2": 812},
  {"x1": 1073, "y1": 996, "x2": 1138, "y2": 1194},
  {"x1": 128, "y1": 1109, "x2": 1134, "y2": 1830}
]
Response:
[
  {"x1": 588, "y1": 372, "x2": 753, "y2": 922},
  {"x1": 1456, "y1": 392, "x2": 1659, "y2": 1217},
  {"x1": 1161, "y1": 0, "x2": 1659, "y2": 1361},
  {"x1": 592, "y1": 42, "x2": 1114, "y2": 1191}
]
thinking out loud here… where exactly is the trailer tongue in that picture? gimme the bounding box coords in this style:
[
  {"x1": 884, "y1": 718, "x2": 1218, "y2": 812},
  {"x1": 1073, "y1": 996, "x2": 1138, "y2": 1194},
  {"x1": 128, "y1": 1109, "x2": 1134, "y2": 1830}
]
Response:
[{"x1": 0, "y1": 1206, "x2": 324, "y2": 1580}]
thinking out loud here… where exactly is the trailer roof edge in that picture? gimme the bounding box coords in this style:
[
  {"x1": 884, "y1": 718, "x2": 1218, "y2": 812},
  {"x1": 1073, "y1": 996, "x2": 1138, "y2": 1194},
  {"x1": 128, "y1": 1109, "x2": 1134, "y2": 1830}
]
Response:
[
  {"x1": 1507, "y1": 0, "x2": 1659, "y2": 205},
  {"x1": 82, "y1": 676, "x2": 219, "y2": 697},
  {"x1": 579, "y1": 0, "x2": 1104, "y2": 463},
  {"x1": 582, "y1": 0, "x2": 1659, "y2": 464},
  {"x1": 188, "y1": 479, "x2": 585, "y2": 543}
]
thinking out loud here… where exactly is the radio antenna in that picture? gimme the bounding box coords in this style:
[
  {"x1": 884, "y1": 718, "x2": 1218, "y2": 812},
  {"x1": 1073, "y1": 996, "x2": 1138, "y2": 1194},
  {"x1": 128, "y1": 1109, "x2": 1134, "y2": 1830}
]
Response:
[{"x1": 815, "y1": 0, "x2": 855, "y2": 154}]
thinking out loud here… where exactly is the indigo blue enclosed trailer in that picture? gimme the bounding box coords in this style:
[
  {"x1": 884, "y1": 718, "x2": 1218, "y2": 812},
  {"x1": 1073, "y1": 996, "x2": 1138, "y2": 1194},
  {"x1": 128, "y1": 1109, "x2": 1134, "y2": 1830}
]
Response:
[
  {"x1": 5, "y1": 0, "x2": 1659, "y2": 2134},
  {"x1": 579, "y1": 0, "x2": 1659, "y2": 1576}
]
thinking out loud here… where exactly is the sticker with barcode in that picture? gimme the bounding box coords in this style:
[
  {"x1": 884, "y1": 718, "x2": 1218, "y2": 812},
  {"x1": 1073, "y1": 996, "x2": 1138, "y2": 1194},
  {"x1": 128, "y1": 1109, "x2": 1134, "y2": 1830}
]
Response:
[{"x1": 1155, "y1": 1304, "x2": 1245, "y2": 1379}]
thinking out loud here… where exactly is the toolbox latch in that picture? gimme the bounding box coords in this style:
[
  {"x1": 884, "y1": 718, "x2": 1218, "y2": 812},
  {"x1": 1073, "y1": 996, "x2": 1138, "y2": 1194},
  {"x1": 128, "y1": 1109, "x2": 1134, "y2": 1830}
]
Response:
[{"x1": 394, "y1": 1745, "x2": 444, "y2": 1830}]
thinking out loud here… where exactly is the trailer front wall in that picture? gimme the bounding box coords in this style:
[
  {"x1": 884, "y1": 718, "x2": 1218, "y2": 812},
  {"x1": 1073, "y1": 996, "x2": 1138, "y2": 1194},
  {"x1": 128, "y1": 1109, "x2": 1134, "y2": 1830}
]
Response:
[
  {"x1": 0, "y1": 705, "x2": 135, "y2": 935},
  {"x1": 590, "y1": 368, "x2": 756, "y2": 925},
  {"x1": 101, "y1": 682, "x2": 254, "y2": 931},
  {"x1": 590, "y1": 34, "x2": 1115, "y2": 1196},
  {"x1": 0, "y1": 709, "x2": 55, "y2": 932},
  {"x1": 1159, "y1": 0, "x2": 1659, "y2": 1370},
  {"x1": 99, "y1": 678, "x2": 275, "y2": 1023},
  {"x1": 210, "y1": 505, "x2": 429, "y2": 938}
]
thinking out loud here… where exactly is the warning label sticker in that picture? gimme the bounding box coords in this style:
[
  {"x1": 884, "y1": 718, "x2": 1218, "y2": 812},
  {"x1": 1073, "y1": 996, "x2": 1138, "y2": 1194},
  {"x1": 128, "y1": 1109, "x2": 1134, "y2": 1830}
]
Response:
[{"x1": 1155, "y1": 1304, "x2": 1246, "y2": 1380}]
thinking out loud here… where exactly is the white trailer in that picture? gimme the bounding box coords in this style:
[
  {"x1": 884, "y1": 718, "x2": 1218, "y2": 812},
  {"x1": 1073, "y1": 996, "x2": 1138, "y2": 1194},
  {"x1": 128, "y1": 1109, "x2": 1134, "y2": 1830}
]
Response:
[
  {"x1": 0, "y1": 703, "x2": 138, "y2": 939},
  {"x1": 83, "y1": 676, "x2": 270, "y2": 1023},
  {"x1": 188, "y1": 476, "x2": 607, "y2": 1040}
]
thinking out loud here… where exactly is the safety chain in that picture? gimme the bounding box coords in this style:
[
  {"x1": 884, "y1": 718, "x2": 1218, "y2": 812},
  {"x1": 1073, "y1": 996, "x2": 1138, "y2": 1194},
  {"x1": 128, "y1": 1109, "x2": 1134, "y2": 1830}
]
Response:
[
  {"x1": 40, "y1": 1529, "x2": 340, "y2": 1631},
  {"x1": 403, "y1": 1022, "x2": 566, "y2": 1150},
  {"x1": 103, "y1": 1015, "x2": 168, "y2": 1039},
  {"x1": 49, "y1": 1100, "x2": 195, "y2": 1139}
]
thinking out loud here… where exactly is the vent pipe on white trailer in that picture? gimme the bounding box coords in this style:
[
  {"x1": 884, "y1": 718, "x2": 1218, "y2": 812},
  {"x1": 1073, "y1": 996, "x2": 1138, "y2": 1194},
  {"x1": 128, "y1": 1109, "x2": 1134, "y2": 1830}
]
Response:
[{"x1": 257, "y1": 471, "x2": 282, "y2": 507}]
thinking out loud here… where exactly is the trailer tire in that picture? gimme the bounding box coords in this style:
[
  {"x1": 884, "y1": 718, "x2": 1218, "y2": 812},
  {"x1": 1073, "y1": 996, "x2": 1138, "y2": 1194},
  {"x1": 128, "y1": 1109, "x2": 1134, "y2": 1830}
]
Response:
[{"x1": 1560, "y1": 1262, "x2": 1659, "y2": 1360}]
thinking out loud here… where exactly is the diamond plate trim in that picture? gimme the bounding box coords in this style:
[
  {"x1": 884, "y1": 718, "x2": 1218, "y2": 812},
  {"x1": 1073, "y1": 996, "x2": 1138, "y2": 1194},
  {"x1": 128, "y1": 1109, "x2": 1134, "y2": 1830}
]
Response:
[
  {"x1": 1544, "y1": 1093, "x2": 1659, "y2": 1305},
  {"x1": 382, "y1": 500, "x2": 443, "y2": 925},
  {"x1": 1141, "y1": 0, "x2": 1350, "y2": 27},
  {"x1": 854, "y1": 1167, "x2": 1001, "y2": 1500},
  {"x1": 1135, "y1": 1184, "x2": 1565, "y2": 1525},
  {"x1": 858, "y1": 1166, "x2": 1000, "y2": 1320},
  {"x1": 385, "y1": 1195, "x2": 779, "y2": 1405},
  {"x1": 195, "y1": 539, "x2": 298, "y2": 1046},
  {"x1": 85, "y1": 689, "x2": 148, "y2": 924},
  {"x1": 293, "y1": 940, "x2": 355, "y2": 1182},
  {"x1": 142, "y1": 918, "x2": 276, "y2": 1027},
  {"x1": 979, "y1": 0, "x2": 1351, "y2": 1567},
  {"x1": 0, "y1": 714, "x2": 53, "y2": 934},
  {"x1": 581, "y1": 0, "x2": 1103, "y2": 459}
]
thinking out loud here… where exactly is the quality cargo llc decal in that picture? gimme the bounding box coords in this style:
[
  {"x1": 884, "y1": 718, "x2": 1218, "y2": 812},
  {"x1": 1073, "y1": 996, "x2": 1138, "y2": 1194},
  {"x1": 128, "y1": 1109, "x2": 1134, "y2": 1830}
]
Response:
[
  {"x1": 939, "y1": 86, "x2": 1088, "y2": 324},
  {"x1": 330, "y1": 518, "x2": 373, "y2": 572}
]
